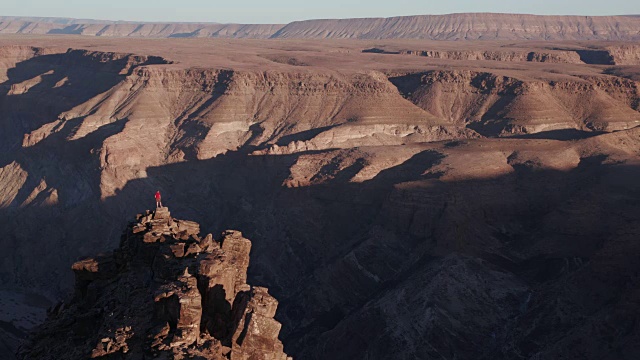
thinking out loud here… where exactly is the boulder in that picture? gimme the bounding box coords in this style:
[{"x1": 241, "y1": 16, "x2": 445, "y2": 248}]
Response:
[{"x1": 230, "y1": 287, "x2": 288, "y2": 360}]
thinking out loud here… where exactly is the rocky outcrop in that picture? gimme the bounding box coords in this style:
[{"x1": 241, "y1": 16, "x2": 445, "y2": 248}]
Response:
[{"x1": 19, "y1": 207, "x2": 290, "y2": 360}]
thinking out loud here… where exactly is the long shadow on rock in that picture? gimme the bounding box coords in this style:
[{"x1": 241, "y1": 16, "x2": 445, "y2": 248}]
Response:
[
  {"x1": 466, "y1": 94, "x2": 517, "y2": 137},
  {"x1": 0, "y1": 50, "x2": 163, "y2": 295},
  {"x1": 2, "y1": 139, "x2": 640, "y2": 359},
  {"x1": 171, "y1": 70, "x2": 234, "y2": 161},
  {"x1": 93, "y1": 149, "x2": 451, "y2": 357},
  {"x1": 10, "y1": 118, "x2": 127, "y2": 208},
  {"x1": 387, "y1": 72, "x2": 428, "y2": 98},
  {"x1": 0, "y1": 119, "x2": 129, "y2": 296},
  {"x1": 508, "y1": 128, "x2": 606, "y2": 140},
  {"x1": 371, "y1": 150, "x2": 444, "y2": 186},
  {"x1": 275, "y1": 125, "x2": 340, "y2": 146},
  {"x1": 0, "y1": 51, "x2": 127, "y2": 167},
  {"x1": 293, "y1": 161, "x2": 640, "y2": 360}
]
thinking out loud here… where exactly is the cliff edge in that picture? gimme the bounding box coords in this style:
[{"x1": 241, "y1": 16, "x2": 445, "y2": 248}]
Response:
[
  {"x1": 1, "y1": 14, "x2": 640, "y2": 40},
  {"x1": 19, "y1": 207, "x2": 290, "y2": 360}
]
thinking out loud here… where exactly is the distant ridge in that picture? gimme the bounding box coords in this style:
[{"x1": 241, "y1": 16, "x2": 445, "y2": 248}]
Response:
[
  {"x1": 0, "y1": 16, "x2": 220, "y2": 25},
  {"x1": 272, "y1": 13, "x2": 640, "y2": 40},
  {"x1": 1, "y1": 13, "x2": 639, "y2": 40},
  {"x1": 0, "y1": 16, "x2": 282, "y2": 39}
]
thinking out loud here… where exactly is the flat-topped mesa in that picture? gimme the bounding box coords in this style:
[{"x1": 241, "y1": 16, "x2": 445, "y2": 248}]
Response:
[{"x1": 20, "y1": 207, "x2": 291, "y2": 360}]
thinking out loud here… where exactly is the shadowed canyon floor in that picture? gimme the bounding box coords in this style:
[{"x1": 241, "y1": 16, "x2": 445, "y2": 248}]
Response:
[{"x1": 0, "y1": 36, "x2": 639, "y2": 359}]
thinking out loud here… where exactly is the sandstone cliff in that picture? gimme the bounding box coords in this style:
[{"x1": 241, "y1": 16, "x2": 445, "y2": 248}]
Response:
[
  {"x1": 1, "y1": 40, "x2": 640, "y2": 359},
  {"x1": 366, "y1": 44, "x2": 640, "y2": 65},
  {"x1": 19, "y1": 207, "x2": 290, "y2": 360},
  {"x1": 1, "y1": 13, "x2": 640, "y2": 40},
  {"x1": 387, "y1": 70, "x2": 640, "y2": 135},
  {"x1": 274, "y1": 13, "x2": 640, "y2": 40}
]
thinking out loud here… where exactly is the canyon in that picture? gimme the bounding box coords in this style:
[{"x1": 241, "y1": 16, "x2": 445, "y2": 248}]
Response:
[{"x1": 0, "y1": 35, "x2": 639, "y2": 359}]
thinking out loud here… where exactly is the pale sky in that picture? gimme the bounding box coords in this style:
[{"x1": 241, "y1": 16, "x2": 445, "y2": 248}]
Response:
[{"x1": 2, "y1": 0, "x2": 639, "y2": 24}]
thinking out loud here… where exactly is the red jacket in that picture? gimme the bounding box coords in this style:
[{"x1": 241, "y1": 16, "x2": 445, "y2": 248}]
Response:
[{"x1": 155, "y1": 191, "x2": 161, "y2": 200}]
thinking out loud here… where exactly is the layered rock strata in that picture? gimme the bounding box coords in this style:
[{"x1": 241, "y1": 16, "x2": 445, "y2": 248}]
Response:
[
  {"x1": 1, "y1": 41, "x2": 640, "y2": 360},
  {"x1": 366, "y1": 44, "x2": 640, "y2": 65},
  {"x1": 19, "y1": 207, "x2": 290, "y2": 360},
  {"x1": 1, "y1": 14, "x2": 640, "y2": 41}
]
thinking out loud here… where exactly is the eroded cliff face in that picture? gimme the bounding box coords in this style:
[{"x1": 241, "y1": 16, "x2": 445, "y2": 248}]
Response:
[
  {"x1": 3, "y1": 14, "x2": 640, "y2": 41},
  {"x1": 0, "y1": 18, "x2": 284, "y2": 39},
  {"x1": 20, "y1": 207, "x2": 290, "y2": 360},
  {"x1": 273, "y1": 14, "x2": 640, "y2": 41},
  {"x1": 1, "y1": 45, "x2": 640, "y2": 359},
  {"x1": 396, "y1": 49, "x2": 586, "y2": 64},
  {"x1": 371, "y1": 44, "x2": 640, "y2": 66},
  {"x1": 605, "y1": 44, "x2": 640, "y2": 65},
  {"x1": 389, "y1": 70, "x2": 640, "y2": 135}
]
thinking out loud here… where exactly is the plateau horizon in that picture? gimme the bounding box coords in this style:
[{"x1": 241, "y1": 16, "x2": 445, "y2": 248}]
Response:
[{"x1": 1, "y1": 0, "x2": 639, "y2": 24}]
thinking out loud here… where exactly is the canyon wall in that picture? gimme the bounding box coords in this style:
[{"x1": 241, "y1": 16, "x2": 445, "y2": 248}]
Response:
[
  {"x1": 1, "y1": 13, "x2": 640, "y2": 40},
  {"x1": 0, "y1": 44, "x2": 639, "y2": 359},
  {"x1": 365, "y1": 44, "x2": 640, "y2": 65},
  {"x1": 0, "y1": 17, "x2": 284, "y2": 39},
  {"x1": 274, "y1": 13, "x2": 640, "y2": 40}
]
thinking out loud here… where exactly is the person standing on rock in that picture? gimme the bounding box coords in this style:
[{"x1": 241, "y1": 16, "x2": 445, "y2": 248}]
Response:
[{"x1": 155, "y1": 190, "x2": 162, "y2": 208}]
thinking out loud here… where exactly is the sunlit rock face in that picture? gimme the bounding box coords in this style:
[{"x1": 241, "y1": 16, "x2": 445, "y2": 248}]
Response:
[{"x1": 0, "y1": 39, "x2": 639, "y2": 359}]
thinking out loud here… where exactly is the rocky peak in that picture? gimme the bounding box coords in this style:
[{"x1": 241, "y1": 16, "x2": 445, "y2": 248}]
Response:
[{"x1": 20, "y1": 207, "x2": 291, "y2": 359}]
